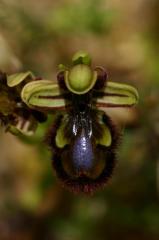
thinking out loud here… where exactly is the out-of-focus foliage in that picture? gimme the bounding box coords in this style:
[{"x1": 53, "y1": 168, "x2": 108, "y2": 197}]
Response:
[{"x1": 0, "y1": 0, "x2": 159, "y2": 239}]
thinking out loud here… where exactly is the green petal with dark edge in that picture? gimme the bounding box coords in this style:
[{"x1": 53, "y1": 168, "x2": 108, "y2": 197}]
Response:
[
  {"x1": 94, "y1": 81, "x2": 139, "y2": 107},
  {"x1": 21, "y1": 80, "x2": 67, "y2": 109}
]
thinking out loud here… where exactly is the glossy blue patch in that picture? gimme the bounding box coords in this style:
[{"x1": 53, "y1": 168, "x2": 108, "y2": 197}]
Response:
[{"x1": 72, "y1": 129, "x2": 94, "y2": 171}]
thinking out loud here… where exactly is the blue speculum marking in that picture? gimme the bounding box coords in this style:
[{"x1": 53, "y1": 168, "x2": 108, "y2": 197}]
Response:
[{"x1": 72, "y1": 129, "x2": 94, "y2": 171}]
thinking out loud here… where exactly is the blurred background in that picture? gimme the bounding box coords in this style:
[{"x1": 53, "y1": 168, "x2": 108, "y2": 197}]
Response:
[{"x1": 0, "y1": 0, "x2": 159, "y2": 239}]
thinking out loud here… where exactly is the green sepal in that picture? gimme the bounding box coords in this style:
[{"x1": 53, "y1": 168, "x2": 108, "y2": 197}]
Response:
[
  {"x1": 21, "y1": 80, "x2": 67, "y2": 109},
  {"x1": 65, "y1": 65, "x2": 97, "y2": 94},
  {"x1": 7, "y1": 71, "x2": 35, "y2": 87}
]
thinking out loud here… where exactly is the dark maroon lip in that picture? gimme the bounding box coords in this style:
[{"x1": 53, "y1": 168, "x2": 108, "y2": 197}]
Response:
[{"x1": 52, "y1": 152, "x2": 117, "y2": 194}]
